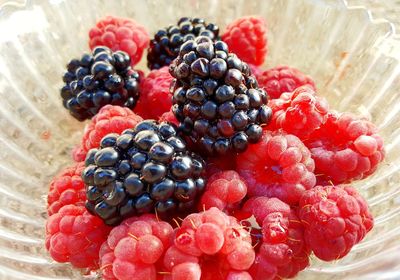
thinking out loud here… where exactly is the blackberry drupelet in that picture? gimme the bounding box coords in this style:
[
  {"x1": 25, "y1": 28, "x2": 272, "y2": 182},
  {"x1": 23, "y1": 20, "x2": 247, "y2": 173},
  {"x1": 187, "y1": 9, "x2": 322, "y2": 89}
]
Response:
[
  {"x1": 82, "y1": 120, "x2": 206, "y2": 225},
  {"x1": 61, "y1": 46, "x2": 140, "y2": 121},
  {"x1": 147, "y1": 17, "x2": 219, "y2": 70},
  {"x1": 169, "y1": 37, "x2": 273, "y2": 155}
]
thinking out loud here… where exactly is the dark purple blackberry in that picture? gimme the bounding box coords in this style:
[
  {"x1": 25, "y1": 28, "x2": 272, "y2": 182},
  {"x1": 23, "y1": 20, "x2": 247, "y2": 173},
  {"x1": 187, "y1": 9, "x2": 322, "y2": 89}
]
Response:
[
  {"x1": 82, "y1": 120, "x2": 206, "y2": 226},
  {"x1": 147, "y1": 17, "x2": 219, "y2": 70},
  {"x1": 61, "y1": 46, "x2": 140, "y2": 121},
  {"x1": 169, "y1": 37, "x2": 272, "y2": 155}
]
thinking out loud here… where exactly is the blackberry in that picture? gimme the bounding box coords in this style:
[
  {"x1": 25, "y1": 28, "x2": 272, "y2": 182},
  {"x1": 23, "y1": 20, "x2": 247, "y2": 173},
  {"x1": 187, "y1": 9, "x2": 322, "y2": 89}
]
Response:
[
  {"x1": 169, "y1": 37, "x2": 273, "y2": 155},
  {"x1": 61, "y1": 46, "x2": 140, "y2": 121},
  {"x1": 82, "y1": 120, "x2": 206, "y2": 225},
  {"x1": 147, "y1": 17, "x2": 219, "y2": 70}
]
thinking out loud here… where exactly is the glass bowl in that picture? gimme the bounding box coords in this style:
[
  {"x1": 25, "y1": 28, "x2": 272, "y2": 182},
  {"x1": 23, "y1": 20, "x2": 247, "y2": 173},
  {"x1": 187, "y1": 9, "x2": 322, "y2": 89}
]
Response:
[{"x1": 0, "y1": 0, "x2": 399, "y2": 279}]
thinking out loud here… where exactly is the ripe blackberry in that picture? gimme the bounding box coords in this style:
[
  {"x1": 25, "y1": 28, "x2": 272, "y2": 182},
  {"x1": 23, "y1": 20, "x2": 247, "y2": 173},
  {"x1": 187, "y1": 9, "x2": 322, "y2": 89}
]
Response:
[
  {"x1": 170, "y1": 37, "x2": 272, "y2": 155},
  {"x1": 147, "y1": 17, "x2": 219, "y2": 70},
  {"x1": 61, "y1": 46, "x2": 140, "y2": 121},
  {"x1": 82, "y1": 120, "x2": 206, "y2": 225}
]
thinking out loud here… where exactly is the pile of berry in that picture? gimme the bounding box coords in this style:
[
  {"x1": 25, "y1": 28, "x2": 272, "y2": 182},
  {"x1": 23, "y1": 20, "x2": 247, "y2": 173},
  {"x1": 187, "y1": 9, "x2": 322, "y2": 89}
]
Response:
[{"x1": 47, "y1": 15, "x2": 384, "y2": 280}]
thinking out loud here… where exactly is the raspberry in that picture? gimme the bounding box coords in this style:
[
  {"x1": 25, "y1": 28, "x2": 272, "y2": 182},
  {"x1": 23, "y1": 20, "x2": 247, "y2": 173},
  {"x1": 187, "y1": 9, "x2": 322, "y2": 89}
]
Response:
[
  {"x1": 47, "y1": 162, "x2": 86, "y2": 215},
  {"x1": 147, "y1": 17, "x2": 219, "y2": 69},
  {"x1": 82, "y1": 120, "x2": 206, "y2": 225},
  {"x1": 222, "y1": 16, "x2": 267, "y2": 66},
  {"x1": 199, "y1": 170, "x2": 247, "y2": 213},
  {"x1": 75, "y1": 105, "x2": 143, "y2": 162},
  {"x1": 171, "y1": 262, "x2": 201, "y2": 280},
  {"x1": 72, "y1": 145, "x2": 87, "y2": 162},
  {"x1": 134, "y1": 67, "x2": 174, "y2": 119},
  {"x1": 236, "y1": 130, "x2": 316, "y2": 205},
  {"x1": 257, "y1": 65, "x2": 315, "y2": 99},
  {"x1": 244, "y1": 197, "x2": 310, "y2": 280},
  {"x1": 61, "y1": 46, "x2": 141, "y2": 121},
  {"x1": 305, "y1": 112, "x2": 385, "y2": 183},
  {"x1": 162, "y1": 208, "x2": 254, "y2": 278},
  {"x1": 89, "y1": 16, "x2": 149, "y2": 66},
  {"x1": 99, "y1": 214, "x2": 174, "y2": 280},
  {"x1": 45, "y1": 205, "x2": 110, "y2": 269},
  {"x1": 268, "y1": 85, "x2": 329, "y2": 140},
  {"x1": 159, "y1": 108, "x2": 180, "y2": 126},
  {"x1": 249, "y1": 64, "x2": 262, "y2": 79},
  {"x1": 299, "y1": 185, "x2": 374, "y2": 261},
  {"x1": 204, "y1": 154, "x2": 237, "y2": 178},
  {"x1": 170, "y1": 37, "x2": 272, "y2": 155}
]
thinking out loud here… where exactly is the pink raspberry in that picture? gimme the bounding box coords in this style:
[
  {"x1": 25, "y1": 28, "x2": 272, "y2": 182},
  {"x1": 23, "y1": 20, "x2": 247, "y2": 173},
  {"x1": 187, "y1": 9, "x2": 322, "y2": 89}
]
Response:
[
  {"x1": 75, "y1": 105, "x2": 142, "y2": 162},
  {"x1": 134, "y1": 67, "x2": 174, "y2": 119},
  {"x1": 47, "y1": 162, "x2": 86, "y2": 215},
  {"x1": 222, "y1": 16, "x2": 268, "y2": 66},
  {"x1": 268, "y1": 85, "x2": 329, "y2": 140},
  {"x1": 236, "y1": 130, "x2": 316, "y2": 205},
  {"x1": 258, "y1": 65, "x2": 315, "y2": 99},
  {"x1": 99, "y1": 214, "x2": 174, "y2": 280},
  {"x1": 244, "y1": 197, "x2": 310, "y2": 280},
  {"x1": 299, "y1": 185, "x2": 374, "y2": 261},
  {"x1": 89, "y1": 16, "x2": 149, "y2": 66},
  {"x1": 163, "y1": 208, "x2": 254, "y2": 279},
  {"x1": 199, "y1": 170, "x2": 247, "y2": 213},
  {"x1": 45, "y1": 205, "x2": 110, "y2": 269},
  {"x1": 305, "y1": 112, "x2": 385, "y2": 183}
]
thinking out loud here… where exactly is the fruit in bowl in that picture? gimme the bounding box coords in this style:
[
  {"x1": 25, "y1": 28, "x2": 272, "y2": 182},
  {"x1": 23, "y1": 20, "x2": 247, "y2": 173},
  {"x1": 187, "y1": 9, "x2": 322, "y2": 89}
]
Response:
[
  {"x1": 0, "y1": 1, "x2": 398, "y2": 280},
  {"x1": 41, "y1": 13, "x2": 386, "y2": 280}
]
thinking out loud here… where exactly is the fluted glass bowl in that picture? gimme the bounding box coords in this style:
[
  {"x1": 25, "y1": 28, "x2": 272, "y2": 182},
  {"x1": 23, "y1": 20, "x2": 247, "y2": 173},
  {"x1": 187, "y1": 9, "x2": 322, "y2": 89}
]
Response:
[{"x1": 0, "y1": 0, "x2": 399, "y2": 279}]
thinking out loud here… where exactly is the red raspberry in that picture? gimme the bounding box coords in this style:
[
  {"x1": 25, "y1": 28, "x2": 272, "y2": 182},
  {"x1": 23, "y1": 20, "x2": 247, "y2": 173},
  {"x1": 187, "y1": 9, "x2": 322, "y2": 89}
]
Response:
[
  {"x1": 268, "y1": 85, "x2": 329, "y2": 140},
  {"x1": 163, "y1": 208, "x2": 254, "y2": 279},
  {"x1": 236, "y1": 130, "x2": 316, "y2": 205},
  {"x1": 75, "y1": 105, "x2": 143, "y2": 162},
  {"x1": 249, "y1": 64, "x2": 262, "y2": 79},
  {"x1": 99, "y1": 214, "x2": 174, "y2": 280},
  {"x1": 222, "y1": 16, "x2": 267, "y2": 66},
  {"x1": 205, "y1": 154, "x2": 237, "y2": 178},
  {"x1": 89, "y1": 16, "x2": 149, "y2": 66},
  {"x1": 45, "y1": 205, "x2": 110, "y2": 269},
  {"x1": 305, "y1": 112, "x2": 385, "y2": 183},
  {"x1": 159, "y1": 108, "x2": 179, "y2": 126},
  {"x1": 258, "y1": 65, "x2": 315, "y2": 99},
  {"x1": 199, "y1": 170, "x2": 247, "y2": 213},
  {"x1": 244, "y1": 197, "x2": 310, "y2": 280},
  {"x1": 71, "y1": 145, "x2": 87, "y2": 162},
  {"x1": 134, "y1": 67, "x2": 174, "y2": 119},
  {"x1": 47, "y1": 162, "x2": 86, "y2": 215},
  {"x1": 299, "y1": 185, "x2": 374, "y2": 261}
]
